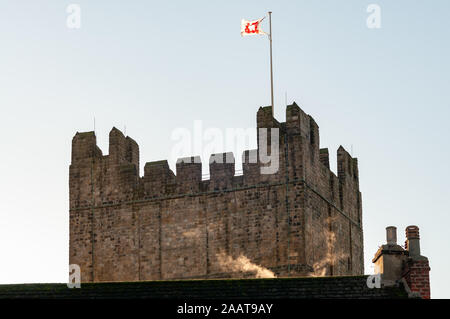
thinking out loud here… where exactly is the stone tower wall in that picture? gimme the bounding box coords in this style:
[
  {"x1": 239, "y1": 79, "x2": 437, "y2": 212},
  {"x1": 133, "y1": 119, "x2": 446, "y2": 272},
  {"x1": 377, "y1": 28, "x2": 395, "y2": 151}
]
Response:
[{"x1": 69, "y1": 103, "x2": 363, "y2": 282}]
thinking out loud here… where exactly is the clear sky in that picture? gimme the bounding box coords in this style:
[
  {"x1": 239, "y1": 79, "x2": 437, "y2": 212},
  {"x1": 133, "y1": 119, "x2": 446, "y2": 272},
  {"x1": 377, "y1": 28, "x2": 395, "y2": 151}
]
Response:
[{"x1": 0, "y1": 0, "x2": 449, "y2": 298}]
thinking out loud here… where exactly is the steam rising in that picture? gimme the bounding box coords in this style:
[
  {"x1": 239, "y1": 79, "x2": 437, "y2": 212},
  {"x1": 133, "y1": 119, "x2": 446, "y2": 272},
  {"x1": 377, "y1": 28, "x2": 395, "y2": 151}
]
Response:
[
  {"x1": 311, "y1": 217, "x2": 348, "y2": 277},
  {"x1": 216, "y1": 252, "x2": 276, "y2": 278}
]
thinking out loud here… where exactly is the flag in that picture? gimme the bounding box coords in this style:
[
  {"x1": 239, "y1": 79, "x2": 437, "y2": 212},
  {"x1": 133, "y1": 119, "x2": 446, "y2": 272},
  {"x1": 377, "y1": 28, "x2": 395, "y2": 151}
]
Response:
[{"x1": 241, "y1": 17, "x2": 266, "y2": 36}]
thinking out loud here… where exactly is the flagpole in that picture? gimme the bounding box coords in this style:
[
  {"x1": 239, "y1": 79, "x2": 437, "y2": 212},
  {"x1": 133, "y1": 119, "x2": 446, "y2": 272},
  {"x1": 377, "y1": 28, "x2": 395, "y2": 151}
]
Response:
[{"x1": 268, "y1": 11, "x2": 274, "y2": 115}]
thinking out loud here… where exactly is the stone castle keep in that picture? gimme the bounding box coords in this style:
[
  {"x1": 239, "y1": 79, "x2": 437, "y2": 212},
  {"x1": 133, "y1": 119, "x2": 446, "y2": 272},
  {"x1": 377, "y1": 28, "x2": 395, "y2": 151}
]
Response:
[{"x1": 69, "y1": 102, "x2": 364, "y2": 282}]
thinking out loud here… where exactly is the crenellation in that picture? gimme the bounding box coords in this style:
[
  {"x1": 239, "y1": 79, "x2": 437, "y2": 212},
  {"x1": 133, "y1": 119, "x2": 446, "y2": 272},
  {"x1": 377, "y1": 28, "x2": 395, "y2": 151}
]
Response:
[
  {"x1": 109, "y1": 127, "x2": 128, "y2": 164},
  {"x1": 337, "y1": 146, "x2": 360, "y2": 212},
  {"x1": 352, "y1": 158, "x2": 359, "y2": 183},
  {"x1": 337, "y1": 146, "x2": 356, "y2": 181},
  {"x1": 257, "y1": 106, "x2": 279, "y2": 129},
  {"x1": 125, "y1": 136, "x2": 139, "y2": 172},
  {"x1": 242, "y1": 149, "x2": 259, "y2": 185},
  {"x1": 257, "y1": 106, "x2": 280, "y2": 153},
  {"x1": 297, "y1": 105, "x2": 312, "y2": 141},
  {"x1": 285, "y1": 102, "x2": 301, "y2": 134},
  {"x1": 309, "y1": 116, "x2": 320, "y2": 159},
  {"x1": 118, "y1": 162, "x2": 139, "y2": 199},
  {"x1": 71, "y1": 131, "x2": 102, "y2": 163},
  {"x1": 176, "y1": 156, "x2": 202, "y2": 193},
  {"x1": 319, "y1": 148, "x2": 330, "y2": 169},
  {"x1": 209, "y1": 152, "x2": 235, "y2": 191},
  {"x1": 143, "y1": 160, "x2": 175, "y2": 196}
]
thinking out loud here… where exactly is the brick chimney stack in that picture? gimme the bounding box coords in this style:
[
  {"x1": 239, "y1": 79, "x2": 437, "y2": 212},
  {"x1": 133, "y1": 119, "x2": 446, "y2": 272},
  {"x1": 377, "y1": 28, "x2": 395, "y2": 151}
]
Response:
[
  {"x1": 372, "y1": 225, "x2": 431, "y2": 299},
  {"x1": 402, "y1": 226, "x2": 431, "y2": 299}
]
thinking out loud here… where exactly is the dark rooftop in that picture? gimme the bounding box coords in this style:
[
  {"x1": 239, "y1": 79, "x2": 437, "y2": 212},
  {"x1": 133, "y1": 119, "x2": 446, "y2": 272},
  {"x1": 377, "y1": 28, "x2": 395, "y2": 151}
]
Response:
[{"x1": 0, "y1": 276, "x2": 410, "y2": 299}]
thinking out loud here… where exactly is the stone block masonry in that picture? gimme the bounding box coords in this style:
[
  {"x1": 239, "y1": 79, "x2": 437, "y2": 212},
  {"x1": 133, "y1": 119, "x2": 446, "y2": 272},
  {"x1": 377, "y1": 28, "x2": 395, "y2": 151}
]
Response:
[{"x1": 69, "y1": 102, "x2": 364, "y2": 282}]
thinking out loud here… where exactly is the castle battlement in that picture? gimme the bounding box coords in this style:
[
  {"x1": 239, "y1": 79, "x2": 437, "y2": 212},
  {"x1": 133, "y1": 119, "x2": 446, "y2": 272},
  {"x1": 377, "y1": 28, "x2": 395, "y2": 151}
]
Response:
[
  {"x1": 70, "y1": 103, "x2": 359, "y2": 207},
  {"x1": 69, "y1": 102, "x2": 363, "y2": 282}
]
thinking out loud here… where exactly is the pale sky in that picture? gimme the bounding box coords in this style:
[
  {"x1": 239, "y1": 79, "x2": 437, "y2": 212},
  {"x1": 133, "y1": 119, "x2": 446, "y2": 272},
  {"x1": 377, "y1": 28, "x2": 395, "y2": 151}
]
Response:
[{"x1": 0, "y1": 1, "x2": 449, "y2": 298}]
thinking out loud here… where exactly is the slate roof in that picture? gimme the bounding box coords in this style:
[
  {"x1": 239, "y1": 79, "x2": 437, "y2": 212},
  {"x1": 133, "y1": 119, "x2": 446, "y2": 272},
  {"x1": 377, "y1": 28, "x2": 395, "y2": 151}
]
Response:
[{"x1": 0, "y1": 276, "x2": 409, "y2": 299}]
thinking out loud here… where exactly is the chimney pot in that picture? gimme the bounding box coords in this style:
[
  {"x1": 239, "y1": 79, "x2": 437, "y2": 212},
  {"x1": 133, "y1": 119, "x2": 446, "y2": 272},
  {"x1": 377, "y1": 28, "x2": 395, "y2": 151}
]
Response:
[
  {"x1": 405, "y1": 225, "x2": 421, "y2": 257},
  {"x1": 406, "y1": 225, "x2": 420, "y2": 239},
  {"x1": 386, "y1": 226, "x2": 397, "y2": 245}
]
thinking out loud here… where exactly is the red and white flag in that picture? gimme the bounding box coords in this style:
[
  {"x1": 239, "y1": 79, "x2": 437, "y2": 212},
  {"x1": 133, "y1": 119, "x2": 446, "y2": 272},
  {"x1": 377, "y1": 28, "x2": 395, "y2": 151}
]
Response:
[{"x1": 241, "y1": 17, "x2": 266, "y2": 36}]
